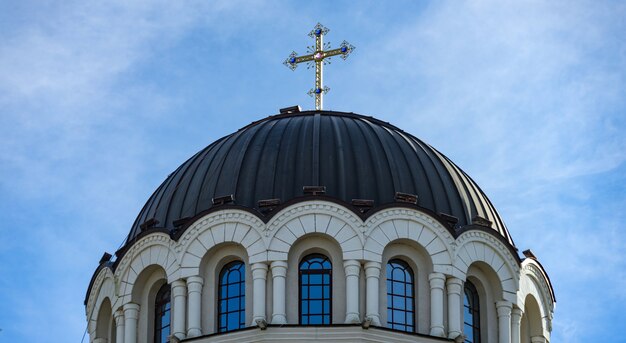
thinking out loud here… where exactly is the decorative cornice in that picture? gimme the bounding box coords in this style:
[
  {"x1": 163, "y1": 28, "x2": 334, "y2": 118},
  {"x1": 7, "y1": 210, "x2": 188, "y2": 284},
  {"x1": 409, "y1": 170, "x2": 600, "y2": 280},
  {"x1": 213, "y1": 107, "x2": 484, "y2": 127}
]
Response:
[
  {"x1": 456, "y1": 230, "x2": 520, "y2": 278},
  {"x1": 523, "y1": 261, "x2": 555, "y2": 315},
  {"x1": 114, "y1": 232, "x2": 175, "y2": 284},
  {"x1": 365, "y1": 207, "x2": 456, "y2": 245},
  {"x1": 177, "y1": 210, "x2": 264, "y2": 254},
  {"x1": 266, "y1": 201, "x2": 361, "y2": 236}
]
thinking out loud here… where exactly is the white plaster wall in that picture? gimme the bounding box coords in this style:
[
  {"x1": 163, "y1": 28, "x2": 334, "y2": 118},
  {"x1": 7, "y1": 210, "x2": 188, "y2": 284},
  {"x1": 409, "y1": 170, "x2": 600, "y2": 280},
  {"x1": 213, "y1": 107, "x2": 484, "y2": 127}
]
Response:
[
  {"x1": 285, "y1": 234, "x2": 346, "y2": 324},
  {"x1": 467, "y1": 263, "x2": 500, "y2": 343},
  {"x1": 379, "y1": 241, "x2": 433, "y2": 335},
  {"x1": 85, "y1": 201, "x2": 556, "y2": 343},
  {"x1": 199, "y1": 243, "x2": 252, "y2": 334}
]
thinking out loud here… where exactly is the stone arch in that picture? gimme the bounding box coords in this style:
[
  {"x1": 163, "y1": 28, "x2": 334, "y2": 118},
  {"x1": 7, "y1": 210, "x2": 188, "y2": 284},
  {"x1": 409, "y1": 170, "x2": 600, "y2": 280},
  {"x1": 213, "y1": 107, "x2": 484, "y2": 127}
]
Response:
[
  {"x1": 199, "y1": 242, "x2": 252, "y2": 334},
  {"x1": 466, "y1": 260, "x2": 504, "y2": 342},
  {"x1": 521, "y1": 294, "x2": 544, "y2": 343},
  {"x1": 521, "y1": 259, "x2": 554, "y2": 332},
  {"x1": 267, "y1": 202, "x2": 363, "y2": 261},
  {"x1": 128, "y1": 264, "x2": 169, "y2": 343},
  {"x1": 115, "y1": 233, "x2": 179, "y2": 305},
  {"x1": 95, "y1": 297, "x2": 113, "y2": 342},
  {"x1": 285, "y1": 233, "x2": 346, "y2": 325},
  {"x1": 379, "y1": 240, "x2": 433, "y2": 334},
  {"x1": 363, "y1": 208, "x2": 454, "y2": 274},
  {"x1": 178, "y1": 211, "x2": 265, "y2": 278},
  {"x1": 87, "y1": 267, "x2": 116, "y2": 325},
  {"x1": 454, "y1": 231, "x2": 519, "y2": 302}
]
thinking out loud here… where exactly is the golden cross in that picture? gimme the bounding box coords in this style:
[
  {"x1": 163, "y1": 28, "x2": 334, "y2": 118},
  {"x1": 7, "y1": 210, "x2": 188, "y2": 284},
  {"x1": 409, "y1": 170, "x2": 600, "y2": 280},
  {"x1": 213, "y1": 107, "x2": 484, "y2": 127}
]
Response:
[{"x1": 284, "y1": 23, "x2": 355, "y2": 110}]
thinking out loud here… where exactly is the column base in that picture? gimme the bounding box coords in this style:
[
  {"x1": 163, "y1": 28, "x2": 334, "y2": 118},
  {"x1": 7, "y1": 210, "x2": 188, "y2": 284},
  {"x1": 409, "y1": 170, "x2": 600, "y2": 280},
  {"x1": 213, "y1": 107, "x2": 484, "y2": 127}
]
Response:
[
  {"x1": 271, "y1": 314, "x2": 287, "y2": 325},
  {"x1": 365, "y1": 314, "x2": 381, "y2": 326},
  {"x1": 345, "y1": 312, "x2": 360, "y2": 324},
  {"x1": 449, "y1": 330, "x2": 462, "y2": 339},
  {"x1": 187, "y1": 328, "x2": 202, "y2": 338},
  {"x1": 430, "y1": 326, "x2": 445, "y2": 337}
]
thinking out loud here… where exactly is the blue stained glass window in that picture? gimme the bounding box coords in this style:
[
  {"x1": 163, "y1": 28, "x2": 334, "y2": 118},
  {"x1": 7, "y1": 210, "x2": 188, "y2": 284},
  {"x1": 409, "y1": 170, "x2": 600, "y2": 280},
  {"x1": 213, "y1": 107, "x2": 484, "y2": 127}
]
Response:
[
  {"x1": 218, "y1": 261, "x2": 245, "y2": 332},
  {"x1": 299, "y1": 254, "x2": 332, "y2": 325},
  {"x1": 386, "y1": 259, "x2": 415, "y2": 332},
  {"x1": 463, "y1": 281, "x2": 481, "y2": 343},
  {"x1": 154, "y1": 283, "x2": 171, "y2": 343}
]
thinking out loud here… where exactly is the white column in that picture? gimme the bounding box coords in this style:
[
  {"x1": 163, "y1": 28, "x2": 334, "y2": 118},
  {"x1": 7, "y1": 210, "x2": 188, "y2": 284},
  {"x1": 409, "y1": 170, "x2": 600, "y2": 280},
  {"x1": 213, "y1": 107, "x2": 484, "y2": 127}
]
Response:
[
  {"x1": 270, "y1": 261, "x2": 288, "y2": 324},
  {"x1": 364, "y1": 261, "x2": 382, "y2": 326},
  {"x1": 344, "y1": 260, "x2": 361, "y2": 323},
  {"x1": 172, "y1": 279, "x2": 187, "y2": 340},
  {"x1": 531, "y1": 336, "x2": 547, "y2": 343},
  {"x1": 251, "y1": 263, "x2": 269, "y2": 324},
  {"x1": 113, "y1": 308, "x2": 125, "y2": 343},
  {"x1": 429, "y1": 272, "x2": 445, "y2": 337},
  {"x1": 496, "y1": 300, "x2": 512, "y2": 343},
  {"x1": 446, "y1": 277, "x2": 463, "y2": 339},
  {"x1": 511, "y1": 307, "x2": 523, "y2": 343},
  {"x1": 186, "y1": 276, "x2": 204, "y2": 337},
  {"x1": 94, "y1": 339, "x2": 107, "y2": 343},
  {"x1": 123, "y1": 303, "x2": 140, "y2": 343}
]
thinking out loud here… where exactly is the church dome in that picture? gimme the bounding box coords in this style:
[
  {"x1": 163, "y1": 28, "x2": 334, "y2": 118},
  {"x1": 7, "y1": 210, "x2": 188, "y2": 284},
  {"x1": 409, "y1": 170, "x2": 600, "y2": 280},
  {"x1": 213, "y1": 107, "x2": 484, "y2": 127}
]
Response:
[{"x1": 127, "y1": 110, "x2": 513, "y2": 247}]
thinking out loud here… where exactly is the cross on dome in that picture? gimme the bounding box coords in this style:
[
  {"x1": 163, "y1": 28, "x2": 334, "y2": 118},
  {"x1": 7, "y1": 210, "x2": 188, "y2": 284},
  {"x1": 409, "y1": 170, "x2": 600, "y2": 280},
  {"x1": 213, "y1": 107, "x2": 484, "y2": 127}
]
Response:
[{"x1": 284, "y1": 23, "x2": 355, "y2": 110}]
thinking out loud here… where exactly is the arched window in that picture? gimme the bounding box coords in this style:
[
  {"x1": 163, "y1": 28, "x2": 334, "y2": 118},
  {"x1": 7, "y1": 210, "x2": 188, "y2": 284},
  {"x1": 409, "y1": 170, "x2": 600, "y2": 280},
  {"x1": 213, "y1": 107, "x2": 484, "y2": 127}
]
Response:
[
  {"x1": 218, "y1": 261, "x2": 246, "y2": 332},
  {"x1": 299, "y1": 253, "x2": 332, "y2": 325},
  {"x1": 464, "y1": 281, "x2": 481, "y2": 343},
  {"x1": 154, "y1": 283, "x2": 171, "y2": 343},
  {"x1": 386, "y1": 259, "x2": 415, "y2": 332}
]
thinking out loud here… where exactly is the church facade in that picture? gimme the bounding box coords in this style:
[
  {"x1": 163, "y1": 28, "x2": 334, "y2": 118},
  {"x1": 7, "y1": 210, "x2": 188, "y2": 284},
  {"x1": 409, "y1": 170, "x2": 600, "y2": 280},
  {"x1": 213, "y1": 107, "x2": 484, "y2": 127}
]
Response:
[{"x1": 85, "y1": 110, "x2": 555, "y2": 343}]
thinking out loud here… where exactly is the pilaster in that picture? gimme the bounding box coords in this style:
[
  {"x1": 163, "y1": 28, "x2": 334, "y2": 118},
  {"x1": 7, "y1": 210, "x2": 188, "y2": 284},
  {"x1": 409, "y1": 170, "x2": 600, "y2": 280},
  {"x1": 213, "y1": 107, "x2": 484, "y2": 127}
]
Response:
[
  {"x1": 364, "y1": 261, "x2": 382, "y2": 326},
  {"x1": 186, "y1": 276, "x2": 204, "y2": 337},
  {"x1": 123, "y1": 303, "x2": 140, "y2": 343},
  {"x1": 251, "y1": 263, "x2": 269, "y2": 324},
  {"x1": 270, "y1": 261, "x2": 288, "y2": 324},
  {"x1": 496, "y1": 300, "x2": 513, "y2": 343},
  {"x1": 429, "y1": 272, "x2": 446, "y2": 337},
  {"x1": 344, "y1": 260, "x2": 361, "y2": 323}
]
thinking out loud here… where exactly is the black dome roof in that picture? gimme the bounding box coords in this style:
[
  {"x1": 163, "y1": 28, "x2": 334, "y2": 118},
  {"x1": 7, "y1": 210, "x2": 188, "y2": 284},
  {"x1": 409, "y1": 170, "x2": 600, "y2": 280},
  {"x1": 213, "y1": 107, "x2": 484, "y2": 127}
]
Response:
[{"x1": 127, "y1": 110, "x2": 513, "y2": 246}]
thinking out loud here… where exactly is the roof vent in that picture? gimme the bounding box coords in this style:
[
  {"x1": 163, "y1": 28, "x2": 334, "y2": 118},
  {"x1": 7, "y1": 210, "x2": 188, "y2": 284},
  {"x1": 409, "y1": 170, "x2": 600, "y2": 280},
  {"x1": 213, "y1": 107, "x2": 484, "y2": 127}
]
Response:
[
  {"x1": 212, "y1": 194, "x2": 235, "y2": 206},
  {"x1": 522, "y1": 249, "x2": 537, "y2": 259},
  {"x1": 352, "y1": 199, "x2": 374, "y2": 213},
  {"x1": 173, "y1": 216, "x2": 192, "y2": 228},
  {"x1": 438, "y1": 212, "x2": 459, "y2": 227},
  {"x1": 472, "y1": 215, "x2": 493, "y2": 227},
  {"x1": 395, "y1": 192, "x2": 418, "y2": 205},
  {"x1": 258, "y1": 198, "x2": 281, "y2": 213},
  {"x1": 280, "y1": 105, "x2": 301, "y2": 114},
  {"x1": 99, "y1": 252, "x2": 112, "y2": 264},
  {"x1": 139, "y1": 218, "x2": 159, "y2": 231},
  {"x1": 303, "y1": 186, "x2": 326, "y2": 195}
]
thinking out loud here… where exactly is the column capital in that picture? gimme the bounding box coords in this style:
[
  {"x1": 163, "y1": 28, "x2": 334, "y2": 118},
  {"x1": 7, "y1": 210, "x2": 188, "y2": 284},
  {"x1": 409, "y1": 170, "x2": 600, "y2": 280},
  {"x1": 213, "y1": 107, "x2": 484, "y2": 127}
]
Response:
[
  {"x1": 429, "y1": 272, "x2": 446, "y2": 290},
  {"x1": 446, "y1": 277, "x2": 463, "y2": 295},
  {"x1": 531, "y1": 336, "x2": 547, "y2": 343},
  {"x1": 113, "y1": 308, "x2": 124, "y2": 321},
  {"x1": 187, "y1": 275, "x2": 204, "y2": 286},
  {"x1": 123, "y1": 303, "x2": 140, "y2": 318},
  {"x1": 270, "y1": 260, "x2": 288, "y2": 277},
  {"x1": 344, "y1": 259, "x2": 361, "y2": 277},
  {"x1": 511, "y1": 307, "x2": 524, "y2": 320},
  {"x1": 496, "y1": 300, "x2": 513, "y2": 317},
  {"x1": 172, "y1": 279, "x2": 187, "y2": 297},
  {"x1": 251, "y1": 262, "x2": 269, "y2": 280},
  {"x1": 364, "y1": 261, "x2": 381, "y2": 278}
]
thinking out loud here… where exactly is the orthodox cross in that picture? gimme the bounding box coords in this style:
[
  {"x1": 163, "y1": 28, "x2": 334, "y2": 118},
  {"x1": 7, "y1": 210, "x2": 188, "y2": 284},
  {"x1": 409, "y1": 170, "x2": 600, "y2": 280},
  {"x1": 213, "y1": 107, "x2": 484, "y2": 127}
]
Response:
[{"x1": 284, "y1": 23, "x2": 355, "y2": 110}]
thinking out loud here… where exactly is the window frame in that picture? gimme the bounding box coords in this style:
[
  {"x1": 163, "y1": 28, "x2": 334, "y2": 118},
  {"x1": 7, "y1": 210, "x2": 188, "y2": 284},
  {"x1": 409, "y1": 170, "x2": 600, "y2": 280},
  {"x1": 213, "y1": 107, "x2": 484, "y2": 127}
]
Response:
[
  {"x1": 217, "y1": 260, "x2": 246, "y2": 333},
  {"x1": 463, "y1": 280, "x2": 481, "y2": 343},
  {"x1": 154, "y1": 283, "x2": 171, "y2": 343},
  {"x1": 298, "y1": 253, "x2": 333, "y2": 325},
  {"x1": 385, "y1": 258, "x2": 415, "y2": 332}
]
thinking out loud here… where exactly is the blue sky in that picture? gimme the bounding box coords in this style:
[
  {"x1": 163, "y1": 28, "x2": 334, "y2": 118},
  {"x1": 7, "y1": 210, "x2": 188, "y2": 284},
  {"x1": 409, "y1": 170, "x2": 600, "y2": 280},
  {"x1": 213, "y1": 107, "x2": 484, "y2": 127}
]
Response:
[{"x1": 0, "y1": 1, "x2": 625, "y2": 342}]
